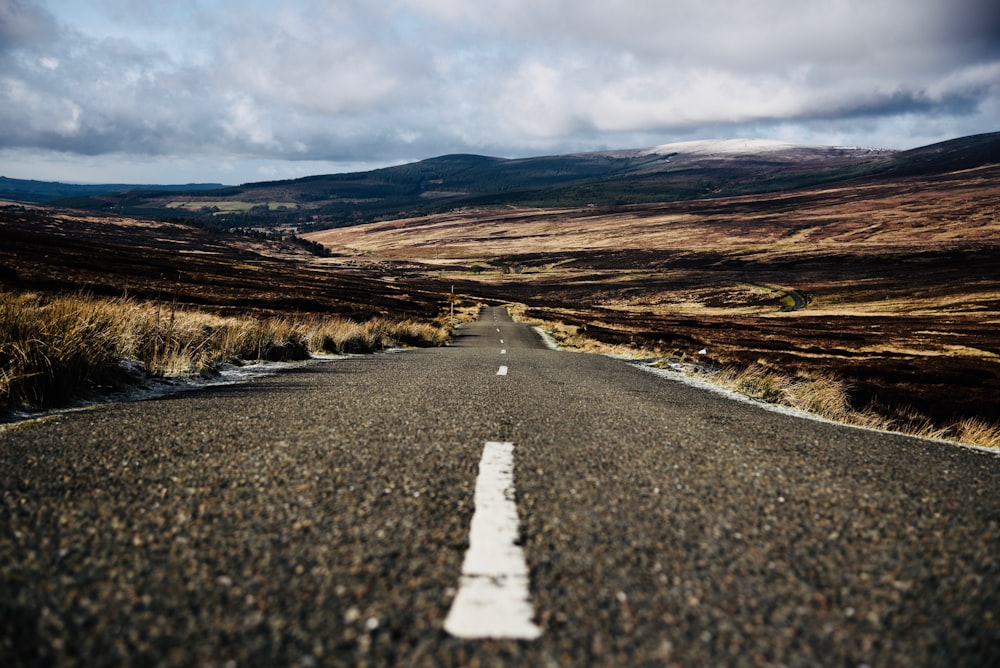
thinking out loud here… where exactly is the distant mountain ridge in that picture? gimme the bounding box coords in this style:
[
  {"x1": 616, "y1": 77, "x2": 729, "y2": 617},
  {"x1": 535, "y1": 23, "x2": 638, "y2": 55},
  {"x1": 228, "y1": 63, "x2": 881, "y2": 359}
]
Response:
[
  {"x1": 0, "y1": 177, "x2": 229, "y2": 204},
  {"x1": 4, "y1": 132, "x2": 998, "y2": 229}
]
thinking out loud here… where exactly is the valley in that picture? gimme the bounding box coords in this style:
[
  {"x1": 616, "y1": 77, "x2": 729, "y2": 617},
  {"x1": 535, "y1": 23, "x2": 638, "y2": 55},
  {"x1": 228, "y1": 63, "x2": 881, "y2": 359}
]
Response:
[
  {"x1": 305, "y1": 150, "x2": 1000, "y2": 435},
  {"x1": 0, "y1": 203, "x2": 442, "y2": 321},
  {"x1": 2, "y1": 132, "x2": 998, "y2": 441}
]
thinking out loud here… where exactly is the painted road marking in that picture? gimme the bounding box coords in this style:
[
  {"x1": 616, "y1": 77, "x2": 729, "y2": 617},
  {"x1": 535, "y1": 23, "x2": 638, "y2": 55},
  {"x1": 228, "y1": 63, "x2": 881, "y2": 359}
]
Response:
[
  {"x1": 444, "y1": 441, "x2": 541, "y2": 640},
  {"x1": 500, "y1": 339, "x2": 504, "y2": 344},
  {"x1": 500, "y1": 349, "x2": 507, "y2": 355},
  {"x1": 497, "y1": 366, "x2": 508, "y2": 376}
]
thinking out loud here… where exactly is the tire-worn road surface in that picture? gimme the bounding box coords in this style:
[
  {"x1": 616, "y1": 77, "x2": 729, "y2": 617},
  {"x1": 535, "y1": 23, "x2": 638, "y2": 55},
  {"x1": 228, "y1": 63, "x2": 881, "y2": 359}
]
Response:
[{"x1": 3, "y1": 307, "x2": 999, "y2": 666}]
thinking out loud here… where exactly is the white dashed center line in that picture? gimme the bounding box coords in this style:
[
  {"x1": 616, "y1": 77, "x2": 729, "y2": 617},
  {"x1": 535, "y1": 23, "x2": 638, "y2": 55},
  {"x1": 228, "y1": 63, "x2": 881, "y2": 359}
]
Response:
[
  {"x1": 496, "y1": 366, "x2": 508, "y2": 376},
  {"x1": 444, "y1": 441, "x2": 541, "y2": 640},
  {"x1": 500, "y1": 349, "x2": 507, "y2": 355}
]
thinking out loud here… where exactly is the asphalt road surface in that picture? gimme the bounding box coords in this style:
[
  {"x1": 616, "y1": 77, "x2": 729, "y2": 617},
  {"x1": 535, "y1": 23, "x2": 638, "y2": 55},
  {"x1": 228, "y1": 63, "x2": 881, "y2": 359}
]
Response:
[{"x1": 2, "y1": 307, "x2": 999, "y2": 666}]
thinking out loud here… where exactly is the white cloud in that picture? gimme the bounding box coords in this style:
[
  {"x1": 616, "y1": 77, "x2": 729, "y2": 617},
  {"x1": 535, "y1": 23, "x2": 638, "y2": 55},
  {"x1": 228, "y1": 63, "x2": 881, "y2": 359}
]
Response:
[
  {"x1": 222, "y1": 93, "x2": 276, "y2": 147},
  {"x1": 215, "y1": 2, "x2": 420, "y2": 116},
  {"x1": 0, "y1": 0, "x2": 996, "y2": 183}
]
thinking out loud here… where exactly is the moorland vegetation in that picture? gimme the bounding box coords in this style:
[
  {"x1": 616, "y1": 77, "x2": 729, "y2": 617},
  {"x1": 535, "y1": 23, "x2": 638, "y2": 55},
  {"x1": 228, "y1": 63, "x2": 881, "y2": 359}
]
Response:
[
  {"x1": 523, "y1": 314, "x2": 1000, "y2": 448},
  {"x1": 0, "y1": 291, "x2": 450, "y2": 417},
  {"x1": 0, "y1": 202, "x2": 456, "y2": 419},
  {"x1": 306, "y1": 133, "x2": 1000, "y2": 449},
  {"x1": 2, "y1": 133, "x2": 998, "y2": 448}
]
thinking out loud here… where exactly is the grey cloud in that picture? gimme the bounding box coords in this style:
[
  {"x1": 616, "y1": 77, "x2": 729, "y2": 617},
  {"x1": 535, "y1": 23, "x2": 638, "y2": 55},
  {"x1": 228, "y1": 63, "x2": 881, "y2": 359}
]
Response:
[
  {"x1": 1, "y1": 0, "x2": 998, "y2": 184},
  {"x1": 0, "y1": 31, "x2": 212, "y2": 154},
  {"x1": 0, "y1": 0, "x2": 56, "y2": 51},
  {"x1": 395, "y1": 0, "x2": 1000, "y2": 141}
]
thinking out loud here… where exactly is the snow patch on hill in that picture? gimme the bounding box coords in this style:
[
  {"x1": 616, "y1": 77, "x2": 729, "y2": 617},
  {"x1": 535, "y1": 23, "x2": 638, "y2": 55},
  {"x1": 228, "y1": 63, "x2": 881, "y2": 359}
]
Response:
[{"x1": 643, "y1": 138, "x2": 801, "y2": 157}]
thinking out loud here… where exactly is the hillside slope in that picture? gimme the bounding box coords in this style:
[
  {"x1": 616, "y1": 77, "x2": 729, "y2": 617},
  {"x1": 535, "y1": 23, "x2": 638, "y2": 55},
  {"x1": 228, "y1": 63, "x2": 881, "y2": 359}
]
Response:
[
  {"x1": 0, "y1": 202, "x2": 442, "y2": 320},
  {"x1": 43, "y1": 141, "x2": 907, "y2": 228},
  {"x1": 11, "y1": 131, "x2": 998, "y2": 232},
  {"x1": 305, "y1": 134, "x2": 1000, "y2": 432},
  {"x1": 0, "y1": 177, "x2": 226, "y2": 204}
]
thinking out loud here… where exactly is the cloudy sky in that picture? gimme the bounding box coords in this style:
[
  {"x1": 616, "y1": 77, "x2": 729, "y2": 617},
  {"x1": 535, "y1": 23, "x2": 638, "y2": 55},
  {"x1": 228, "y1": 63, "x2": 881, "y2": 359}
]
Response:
[{"x1": 2, "y1": 0, "x2": 998, "y2": 185}]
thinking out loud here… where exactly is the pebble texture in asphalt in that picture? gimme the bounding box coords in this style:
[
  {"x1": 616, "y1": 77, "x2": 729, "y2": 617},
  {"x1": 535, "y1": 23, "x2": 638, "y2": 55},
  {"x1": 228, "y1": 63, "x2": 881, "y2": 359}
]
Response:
[{"x1": 2, "y1": 307, "x2": 998, "y2": 665}]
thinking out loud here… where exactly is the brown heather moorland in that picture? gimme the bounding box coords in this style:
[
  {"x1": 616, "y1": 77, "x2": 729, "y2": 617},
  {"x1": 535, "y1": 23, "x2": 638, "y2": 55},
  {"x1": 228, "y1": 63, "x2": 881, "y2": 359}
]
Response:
[
  {"x1": 0, "y1": 203, "x2": 445, "y2": 320},
  {"x1": 0, "y1": 203, "x2": 454, "y2": 415},
  {"x1": 306, "y1": 161, "x2": 1000, "y2": 442},
  {"x1": 2, "y1": 139, "x2": 998, "y2": 444}
]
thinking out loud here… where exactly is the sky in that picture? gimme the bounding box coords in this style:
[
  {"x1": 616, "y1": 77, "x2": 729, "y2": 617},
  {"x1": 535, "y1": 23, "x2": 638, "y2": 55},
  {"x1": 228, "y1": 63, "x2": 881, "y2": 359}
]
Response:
[{"x1": 1, "y1": 0, "x2": 998, "y2": 185}]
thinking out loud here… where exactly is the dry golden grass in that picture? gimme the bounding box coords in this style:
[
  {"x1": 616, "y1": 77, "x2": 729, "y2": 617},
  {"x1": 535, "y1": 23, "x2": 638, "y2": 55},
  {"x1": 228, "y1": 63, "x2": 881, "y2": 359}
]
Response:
[
  {"x1": 0, "y1": 291, "x2": 450, "y2": 413},
  {"x1": 708, "y1": 364, "x2": 999, "y2": 448},
  {"x1": 954, "y1": 418, "x2": 1000, "y2": 449},
  {"x1": 521, "y1": 310, "x2": 1000, "y2": 450},
  {"x1": 442, "y1": 303, "x2": 484, "y2": 328},
  {"x1": 709, "y1": 363, "x2": 1000, "y2": 448},
  {"x1": 302, "y1": 316, "x2": 450, "y2": 354},
  {"x1": 712, "y1": 365, "x2": 998, "y2": 448},
  {"x1": 509, "y1": 304, "x2": 648, "y2": 357}
]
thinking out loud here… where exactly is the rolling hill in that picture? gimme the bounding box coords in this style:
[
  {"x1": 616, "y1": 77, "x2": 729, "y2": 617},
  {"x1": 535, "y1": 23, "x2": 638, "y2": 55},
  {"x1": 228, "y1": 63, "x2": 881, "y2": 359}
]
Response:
[
  {"x1": 7, "y1": 132, "x2": 997, "y2": 231},
  {"x1": 0, "y1": 177, "x2": 227, "y2": 204},
  {"x1": 64, "y1": 141, "x2": 896, "y2": 227},
  {"x1": 1, "y1": 130, "x2": 998, "y2": 442},
  {"x1": 305, "y1": 131, "x2": 1000, "y2": 435}
]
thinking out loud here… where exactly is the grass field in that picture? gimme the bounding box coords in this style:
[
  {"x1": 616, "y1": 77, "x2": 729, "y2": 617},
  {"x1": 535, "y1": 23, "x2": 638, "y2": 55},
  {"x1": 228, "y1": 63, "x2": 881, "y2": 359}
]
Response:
[{"x1": 166, "y1": 200, "x2": 301, "y2": 213}]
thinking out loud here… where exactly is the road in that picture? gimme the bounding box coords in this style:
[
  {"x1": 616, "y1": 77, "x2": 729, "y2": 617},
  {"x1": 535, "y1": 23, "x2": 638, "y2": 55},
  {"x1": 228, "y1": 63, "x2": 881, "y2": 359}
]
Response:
[{"x1": 2, "y1": 307, "x2": 999, "y2": 666}]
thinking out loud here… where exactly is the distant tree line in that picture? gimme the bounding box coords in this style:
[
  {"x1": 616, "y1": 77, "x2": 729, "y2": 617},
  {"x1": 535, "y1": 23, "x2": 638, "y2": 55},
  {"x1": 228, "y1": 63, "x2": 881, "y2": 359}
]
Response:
[
  {"x1": 229, "y1": 227, "x2": 333, "y2": 257},
  {"x1": 174, "y1": 217, "x2": 331, "y2": 257}
]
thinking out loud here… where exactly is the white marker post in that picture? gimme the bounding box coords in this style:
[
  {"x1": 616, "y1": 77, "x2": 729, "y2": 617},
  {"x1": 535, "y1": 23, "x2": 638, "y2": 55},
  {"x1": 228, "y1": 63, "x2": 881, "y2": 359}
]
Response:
[
  {"x1": 444, "y1": 442, "x2": 541, "y2": 640},
  {"x1": 448, "y1": 285, "x2": 456, "y2": 326}
]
